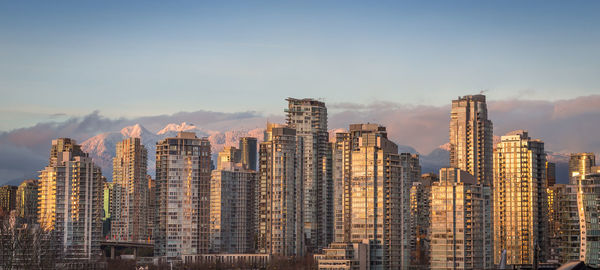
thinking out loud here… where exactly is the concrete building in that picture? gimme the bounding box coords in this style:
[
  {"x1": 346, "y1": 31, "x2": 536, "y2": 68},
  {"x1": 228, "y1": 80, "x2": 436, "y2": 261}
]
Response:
[
  {"x1": 111, "y1": 137, "x2": 149, "y2": 242},
  {"x1": 38, "y1": 138, "x2": 104, "y2": 260},
  {"x1": 315, "y1": 241, "x2": 370, "y2": 270},
  {"x1": 347, "y1": 124, "x2": 414, "y2": 269},
  {"x1": 257, "y1": 123, "x2": 304, "y2": 256},
  {"x1": 569, "y1": 152, "x2": 596, "y2": 184},
  {"x1": 449, "y1": 94, "x2": 494, "y2": 268},
  {"x1": 493, "y1": 130, "x2": 547, "y2": 266},
  {"x1": 15, "y1": 179, "x2": 38, "y2": 223},
  {"x1": 409, "y1": 174, "x2": 435, "y2": 267},
  {"x1": 146, "y1": 175, "x2": 155, "y2": 241},
  {"x1": 209, "y1": 159, "x2": 257, "y2": 253},
  {"x1": 154, "y1": 132, "x2": 211, "y2": 260},
  {"x1": 239, "y1": 137, "x2": 258, "y2": 171},
  {"x1": 217, "y1": 146, "x2": 241, "y2": 170},
  {"x1": 286, "y1": 98, "x2": 333, "y2": 252},
  {"x1": 0, "y1": 185, "x2": 18, "y2": 214},
  {"x1": 430, "y1": 168, "x2": 484, "y2": 270}
]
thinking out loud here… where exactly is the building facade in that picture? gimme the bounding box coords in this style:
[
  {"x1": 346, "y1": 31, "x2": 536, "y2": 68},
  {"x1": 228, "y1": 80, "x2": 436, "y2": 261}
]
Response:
[
  {"x1": 154, "y1": 132, "x2": 211, "y2": 260},
  {"x1": 569, "y1": 152, "x2": 596, "y2": 184},
  {"x1": 430, "y1": 168, "x2": 484, "y2": 270},
  {"x1": 111, "y1": 137, "x2": 149, "y2": 242},
  {"x1": 286, "y1": 98, "x2": 332, "y2": 252},
  {"x1": 209, "y1": 160, "x2": 257, "y2": 253},
  {"x1": 38, "y1": 138, "x2": 104, "y2": 260},
  {"x1": 15, "y1": 179, "x2": 38, "y2": 223},
  {"x1": 449, "y1": 94, "x2": 494, "y2": 268},
  {"x1": 257, "y1": 123, "x2": 304, "y2": 256},
  {"x1": 239, "y1": 137, "x2": 258, "y2": 171},
  {"x1": 0, "y1": 185, "x2": 18, "y2": 214},
  {"x1": 493, "y1": 130, "x2": 547, "y2": 265}
]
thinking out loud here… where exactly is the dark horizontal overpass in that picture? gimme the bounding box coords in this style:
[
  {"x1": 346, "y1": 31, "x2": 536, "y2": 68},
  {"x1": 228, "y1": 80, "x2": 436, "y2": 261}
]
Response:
[{"x1": 100, "y1": 241, "x2": 154, "y2": 259}]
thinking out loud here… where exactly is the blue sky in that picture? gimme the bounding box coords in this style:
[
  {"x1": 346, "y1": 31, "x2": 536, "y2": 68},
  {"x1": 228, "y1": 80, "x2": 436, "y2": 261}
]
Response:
[{"x1": 1, "y1": 1, "x2": 599, "y2": 131}]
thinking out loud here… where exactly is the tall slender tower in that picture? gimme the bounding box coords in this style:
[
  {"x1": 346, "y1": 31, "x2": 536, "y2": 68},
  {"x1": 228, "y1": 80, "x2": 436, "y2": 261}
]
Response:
[
  {"x1": 286, "y1": 98, "x2": 332, "y2": 251},
  {"x1": 569, "y1": 153, "x2": 596, "y2": 184},
  {"x1": 449, "y1": 94, "x2": 493, "y2": 268},
  {"x1": 430, "y1": 168, "x2": 484, "y2": 270},
  {"x1": 493, "y1": 130, "x2": 547, "y2": 265},
  {"x1": 239, "y1": 137, "x2": 258, "y2": 171},
  {"x1": 155, "y1": 132, "x2": 211, "y2": 260},
  {"x1": 38, "y1": 138, "x2": 103, "y2": 260},
  {"x1": 111, "y1": 137, "x2": 149, "y2": 242},
  {"x1": 257, "y1": 123, "x2": 304, "y2": 256}
]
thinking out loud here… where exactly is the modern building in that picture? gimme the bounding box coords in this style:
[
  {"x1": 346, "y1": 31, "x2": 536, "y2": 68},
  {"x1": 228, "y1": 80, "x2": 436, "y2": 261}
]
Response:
[
  {"x1": 430, "y1": 168, "x2": 484, "y2": 270},
  {"x1": 0, "y1": 185, "x2": 18, "y2": 213},
  {"x1": 493, "y1": 130, "x2": 547, "y2": 265},
  {"x1": 217, "y1": 146, "x2": 241, "y2": 170},
  {"x1": 315, "y1": 241, "x2": 370, "y2": 270},
  {"x1": 239, "y1": 137, "x2": 258, "y2": 171},
  {"x1": 15, "y1": 179, "x2": 38, "y2": 223},
  {"x1": 569, "y1": 152, "x2": 596, "y2": 184},
  {"x1": 286, "y1": 98, "x2": 333, "y2": 252},
  {"x1": 111, "y1": 137, "x2": 149, "y2": 242},
  {"x1": 449, "y1": 94, "x2": 494, "y2": 268},
  {"x1": 154, "y1": 132, "x2": 211, "y2": 260},
  {"x1": 348, "y1": 124, "x2": 413, "y2": 269},
  {"x1": 102, "y1": 180, "x2": 113, "y2": 238},
  {"x1": 146, "y1": 175, "x2": 155, "y2": 241},
  {"x1": 38, "y1": 138, "x2": 104, "y2": 260},
  {"x1": 209, "y1": 158, "x2": 257, "y2": 253},
  {"x1": 257, "y1": 123, "x2": 304, "y2": 256},
  {"x1": 545, "y1": 162, "x2": 556, "y2": 187},
  {"x1": 409, "y1": 174, "x2": 434, "y2": 267}
]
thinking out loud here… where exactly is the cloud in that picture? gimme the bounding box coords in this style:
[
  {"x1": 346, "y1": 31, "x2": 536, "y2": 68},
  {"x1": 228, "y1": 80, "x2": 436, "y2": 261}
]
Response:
[{"x1": 1, "y1": 95, "x2": 599, "y2": 185}]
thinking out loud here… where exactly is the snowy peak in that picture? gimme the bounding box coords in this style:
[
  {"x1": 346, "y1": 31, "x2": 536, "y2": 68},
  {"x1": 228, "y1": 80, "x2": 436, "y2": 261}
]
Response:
[
  {"x1": 120, "y1": 124, "x2": 151, "y2": 138},
  {"x1": 157, "y1": 122, "x2": 198, "y2": 135}
]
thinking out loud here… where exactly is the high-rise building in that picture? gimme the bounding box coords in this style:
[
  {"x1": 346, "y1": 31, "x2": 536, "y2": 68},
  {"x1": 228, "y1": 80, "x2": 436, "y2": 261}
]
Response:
[
  {"x1": 286, "y1": 98, "x2": 332, "y2": 251},
  {"x1": 257, "y1": 123, "x2": 304, "y2": 256},
  {"x1": 155, "y1": 132, "x2": 211, "y2": 260},
  {"x1": 15, "y1": 179, "x2": 38, "y2": 223},
  {"x1": 348, "y1": 124, "x2": 414, "y2": 269},
  {"x1": 546, "y1": 161, "x2": 556, "y2": 187},
  {"x1": 239, "y1": 137, "x2": 258, "y2": 171},
  {"x1": 217, "y1": 146, "x2": 241, "y2": 170},
  {"x1": 102, "y1": 180, "x2": 113, "y2": 238},
  {"x1": 209, "y1": 159, "x2": 257, "y2": 253},
  {"x1": 111, "y1": 137, "x2": 149, "y2": 242},
  {"x1": 147, "y1": 175, "x2": 155, "y2": 241},
  {"x1": 493, "y1": 130, "x2": 547, "y2": 265},
  {"x1": 548, "y1": 166, "x2": 600, "y2": 268},
  {"x1": 569, "y1": 153, "x2": 596, "y2": 184},
  {"x1": 38, "y1": 138, "x2": 104, "y2": 260},
  {"x1": 0, "y1": 185, "x2": 18, "y2": 214},
  {"x1": 449, "y1": 94, "x2": 494, "y2": 268},
  {"x1": 410, "y1": 174, "x2": 435, "y2": 267},
  {"x1": 430, "y1": 168, "x2": 484, "y2": 270}
]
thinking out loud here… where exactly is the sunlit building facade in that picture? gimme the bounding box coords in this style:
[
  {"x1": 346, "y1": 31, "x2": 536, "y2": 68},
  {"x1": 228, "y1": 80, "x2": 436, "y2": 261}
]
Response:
[
  {"x1": 569, "y1": 152, "x2": 596, "y2": 184},
  {"x1": 0, "y1": 185, "x2": 18, "y2": 213},
  {"x1": 493, "y1": 130, "x2": 547, "y2": 265},
  {"x1": 286, "y1": 98, "x2": 332, "y2": 252},
  {"x1": 111, "y1": 137, "x2": 149, "y2": 242},
  {"x1": 449, "y1": 94, "x2": 493, "y2": 268},
  {"x1": 409, "y1": 174, "x2": 434, "y2": 267},
  {"x1": 348, "y1": 124, "x2": 412, "y2": 269},
  {"x1": 239, "y1": 137, "x2": 258, "y2": 171},
  {"x1": 38, "y1": 138, "x2": 104, "y2": 260},
  {"x1": 155, "y1": 132, "x2": 211, "y2": 260},
  {"x1": 209, "y1": 160, "x2": 257, "y2": 253},
  {"x1": 430, "y1": 168, "x2": 484, "y2": 270},
  {"x1": 15, "y1": 179, "x2": 38, "y2": 223},
  {"x1": 257, "y1": 123, "x2": 304, "y2": 256}
]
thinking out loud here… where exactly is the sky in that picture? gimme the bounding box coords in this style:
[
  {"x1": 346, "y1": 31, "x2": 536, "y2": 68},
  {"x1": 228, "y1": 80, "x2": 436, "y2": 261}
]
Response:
[{"x1": 1, "y1": 1, "x2": 600, "y2": 131}]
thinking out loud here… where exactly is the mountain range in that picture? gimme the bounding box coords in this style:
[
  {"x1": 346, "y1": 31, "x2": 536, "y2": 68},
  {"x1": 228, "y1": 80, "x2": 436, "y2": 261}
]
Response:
[{"x1": 77, "y1": 122, "x2": 569, "y2": 183}]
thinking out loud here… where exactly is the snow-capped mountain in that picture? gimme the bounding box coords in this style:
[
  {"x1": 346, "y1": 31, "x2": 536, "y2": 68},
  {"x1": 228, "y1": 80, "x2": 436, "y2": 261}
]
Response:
[{"x1": 81, "y1": 122, "x2": 264, "y2": 181}]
